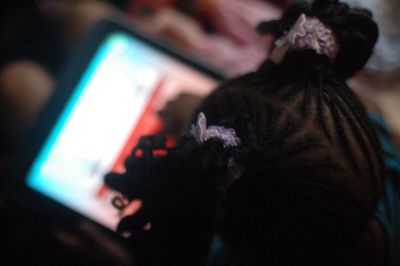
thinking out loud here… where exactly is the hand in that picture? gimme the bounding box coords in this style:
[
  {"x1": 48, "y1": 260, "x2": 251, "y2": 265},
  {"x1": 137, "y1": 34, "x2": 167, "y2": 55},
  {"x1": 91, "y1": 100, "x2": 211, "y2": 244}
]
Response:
[{"x1": 104, "y1": 135, "x2": 222, "y2": 264}]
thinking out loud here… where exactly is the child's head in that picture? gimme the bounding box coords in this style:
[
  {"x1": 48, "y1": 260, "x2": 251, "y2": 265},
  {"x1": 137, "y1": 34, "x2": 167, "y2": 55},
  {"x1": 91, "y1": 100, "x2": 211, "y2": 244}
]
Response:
[
  {"x1": 189, "y1": 0, "x2": 384, "y2": 264},
  {"x1": 105, "y1": 0, "x2": 385, "y2": 265}
]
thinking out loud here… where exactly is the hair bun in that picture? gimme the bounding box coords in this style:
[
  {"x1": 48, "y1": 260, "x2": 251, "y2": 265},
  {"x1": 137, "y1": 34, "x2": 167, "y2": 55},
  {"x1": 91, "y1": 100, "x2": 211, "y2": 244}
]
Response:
[
  {"x1": 258, "y1": 0, "x2": 378, "y2": 79},
  {"x1": 310, "y1": 0, "x2": 378, "y2": 78}
]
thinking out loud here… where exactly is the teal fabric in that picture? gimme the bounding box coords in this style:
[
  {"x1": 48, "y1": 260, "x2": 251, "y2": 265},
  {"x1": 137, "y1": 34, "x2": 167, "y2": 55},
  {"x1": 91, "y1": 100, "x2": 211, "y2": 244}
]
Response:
[
  {"x1": 370, "y1": 112, "x2": 400, "y2": 266},
  {"x1": 204, "y1": 235, "x2": 239, "y2": 266}
]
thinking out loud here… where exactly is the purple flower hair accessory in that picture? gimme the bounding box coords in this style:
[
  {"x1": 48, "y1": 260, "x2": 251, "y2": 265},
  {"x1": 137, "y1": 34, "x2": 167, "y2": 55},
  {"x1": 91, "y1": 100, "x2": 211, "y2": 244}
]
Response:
[
  {"x1": 275, "y1": 13, "x2": 339, "y2": 60},
  {"x1": 191, "y1": 112, "x2": 244, "y2": 185},
  {"x1": 191, "y1": 112, "x2": 241, "y2": 148}
]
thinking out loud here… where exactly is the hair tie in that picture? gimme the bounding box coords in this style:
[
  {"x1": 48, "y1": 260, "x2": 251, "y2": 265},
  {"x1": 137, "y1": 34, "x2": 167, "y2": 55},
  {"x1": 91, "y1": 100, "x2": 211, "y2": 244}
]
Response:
[
  {"x1": 191, "y1": 112, "x2": 241, "y2": 148},
  {"x1": 191, "y1": 112, "x2": 244, "y2": 186},
  {"x1": 275, "y1": 13, "x2": 339, "y2": 61}
]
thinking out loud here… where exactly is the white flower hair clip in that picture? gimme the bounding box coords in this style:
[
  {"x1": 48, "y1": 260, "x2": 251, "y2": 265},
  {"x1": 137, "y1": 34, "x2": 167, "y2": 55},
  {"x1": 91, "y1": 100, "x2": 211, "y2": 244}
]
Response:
[{"x1": 191, "y1": 112, "x2": 241, "y2": 148}]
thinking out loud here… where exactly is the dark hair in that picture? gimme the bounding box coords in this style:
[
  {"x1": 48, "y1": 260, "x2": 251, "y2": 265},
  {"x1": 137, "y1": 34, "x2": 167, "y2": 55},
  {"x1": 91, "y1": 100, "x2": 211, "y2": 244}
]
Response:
[
  {"x1": 257, "y1": 0, "x2": 379, "y2": 79},
  {"x1": 105, "y1": 1, "x2": 384, "y2": 265}
]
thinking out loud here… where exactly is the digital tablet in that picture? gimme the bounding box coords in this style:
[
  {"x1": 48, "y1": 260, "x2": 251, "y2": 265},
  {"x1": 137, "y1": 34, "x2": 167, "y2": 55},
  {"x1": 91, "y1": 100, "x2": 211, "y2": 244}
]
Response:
[{"x1": 13, "y1": 18, "x2": 223, "y2": 232}]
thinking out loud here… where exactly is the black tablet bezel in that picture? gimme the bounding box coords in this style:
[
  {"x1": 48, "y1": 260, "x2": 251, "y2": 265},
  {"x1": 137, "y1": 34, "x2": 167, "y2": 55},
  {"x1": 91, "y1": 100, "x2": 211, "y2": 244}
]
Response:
[{"x1": 8, "y1": 17, "x2": 225, "y2": 237}]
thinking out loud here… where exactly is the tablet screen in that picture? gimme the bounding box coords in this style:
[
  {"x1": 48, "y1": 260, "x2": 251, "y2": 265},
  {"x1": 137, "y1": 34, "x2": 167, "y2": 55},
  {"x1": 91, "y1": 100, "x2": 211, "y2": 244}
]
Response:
[{"x1": 25, "y1": 30, "x2": 219, "y2": 230}]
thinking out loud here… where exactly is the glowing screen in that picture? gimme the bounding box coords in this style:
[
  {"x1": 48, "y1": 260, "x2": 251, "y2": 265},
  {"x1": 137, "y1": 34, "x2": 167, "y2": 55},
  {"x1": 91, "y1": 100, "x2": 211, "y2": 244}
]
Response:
[{"x1": 26, "y1": 32, "x2": 218, "y2": 230}]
